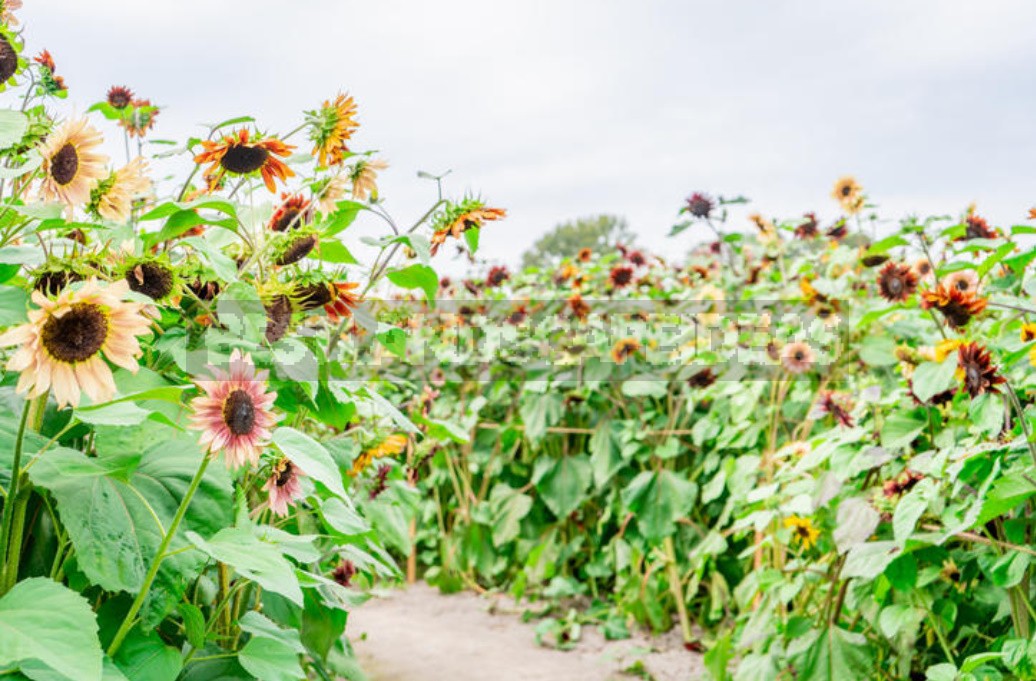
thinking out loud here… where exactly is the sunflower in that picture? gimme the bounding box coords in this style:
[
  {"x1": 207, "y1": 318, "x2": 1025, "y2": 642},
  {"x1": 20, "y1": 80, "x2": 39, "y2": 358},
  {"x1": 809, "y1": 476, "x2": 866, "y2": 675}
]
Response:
[
  {"x1": 568, "y1": 293, "x2": 590, "y2": 320},
  {"x1": 688, "y1": 367, "x2": 717, "y2": 389},
  {"x1": 794, "y1": 213, "x2": 819, "y2": 239},
  {"x1": 831, "y1": 176, "x2": 864, "y2": 213},
  {"x1": 106, "y1": 85, "x2": 134, "y2": 110},
  {"x1": 123, "y1": 258, "x2": 178, "y2": 301},
  {"x1": 90, "y1": 156, "x2": 150, "y2": 223},
  {"x1": 921, "y1": 283, "x2": 987, "y2": 330},
  {"x1": 38, "y1": 118, "x2": 108, "y2": 207},
  {"x1": 331, "y1": 560, "x2": 356, "y2": 587},
  {"x1": 1, "y1": 0, "x2": 22, "y2": 26},
  {"x1": 943, "y1": 270, "x2": 979, "y2": 296},
  {"x1": 609, "y1": 265, "x2": 633, "y2": 288},
  {"x1": 194, "y1": 128, "x2": 295, "y2": 193},
  {"x1": 932, "y1": 338, "x2": 964, "y2": 363},
  {"x1": 430, "y1": 199, "x2": 506, "y2": 255},
  {"x1": 272, "y1": 232, "x2": 318, "y2": 267},
  {"x1": 811, "y1": 390, "x2": 854, "y2": 427},
  {"x1": 610, "y1": 338, "x2": 640, "y2": 364},
  {"x1": 876, "y1": 262, "x2": 917, "y2": 302},
  {"x1": 486, "y1": 266, "x2": 510, "y2": 288},
  {"x1": 263, "y1": 458, "x2": 304, "y2": 517},
  {"x1": 350, "y1": 434, "x2": 407, "y2": 476},
  {"x1": 33, "y1": 49, "x2": 66, "y2": 94},
  {"x1": 119, "y1": 98, "x2": 160, "y2": 138},
  {"x1": 0, "y1": 279, "x2": 152, "y2": 408},
  {"x1": 956, "y1": 342, "x2": 1005, "y2": 398},
  {"x1": 784, "y1": 515, "x2": 820, "y2": 550},
  {"x1": 962, "y1": 214, "x2": 998, "y2": 240},
  {"x1": 264, "y1": 294, "x2": 293, "y2": 343},
  {"x1": 684, "y1": 192, "x2": 714, "y2": 219},
  {"x1": 350, "y1": 158, "x2": 388, "y2": 201},
  {"x1": 911, "y1": 258, "x2": 934, "y2": 282},
  {"x1": 268, "y1": 193, "x2": 312, "y2": 232},
  {"x1": 781, "y1": 341, "x2": 815, "y2": 374},
  {"x1": 315, "y1": 174, "x2": 349, "y2": 214},
  {"x1": 307, "y1": 93, "x2": 360, "y2": 167},
  {"x1": 324, "y1": 281, "x2": 362, "y2": 322},
  {"x1": 189, "y1": 349, "x2": 278, "y2": 469},
  {"x1": 1020, "y1": 322, "x2": 1036, "y2": 343},
  {"x1": 577, "y1": 247, "x2": 593, "y2": 262}
]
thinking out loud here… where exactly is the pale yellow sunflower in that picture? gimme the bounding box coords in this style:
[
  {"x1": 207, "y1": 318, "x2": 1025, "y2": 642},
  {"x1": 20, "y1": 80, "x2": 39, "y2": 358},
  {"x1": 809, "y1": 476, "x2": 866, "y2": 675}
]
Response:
[
  {"x1": 93, "y1": 157, "x2": 150, "y2": 223},
  {"x1": 316, "y1": 174, "x2": 349, "y2": 214},
  {"x1": 831, "y1": 176, "x2": 864, "y2": 214},
  {"x1": 38, "y1": 118, "x2": 109, "y2": 208},
  {"x1": 350, "y1": 158, "x2": 388, "y2": 201},
  {"x1": 0, "y1": 279, "x2": 152, "y2": 408}
]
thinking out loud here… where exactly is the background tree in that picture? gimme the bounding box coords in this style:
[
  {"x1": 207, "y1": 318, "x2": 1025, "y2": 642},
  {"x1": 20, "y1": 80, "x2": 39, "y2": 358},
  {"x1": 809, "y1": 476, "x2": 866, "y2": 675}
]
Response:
[{"x1": 520, "y1": 214, "x2": 633, "y2": 269}]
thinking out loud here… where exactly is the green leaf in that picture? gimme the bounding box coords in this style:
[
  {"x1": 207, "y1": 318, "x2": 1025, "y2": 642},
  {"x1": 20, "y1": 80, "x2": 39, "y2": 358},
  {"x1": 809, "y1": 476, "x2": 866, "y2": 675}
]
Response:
[
  {"x1": 238, "y1": 611, "x2": 304, "y2": 653},
  {"x1": 911, "y1": 358, "x2": 957, "y2": 403},
  {"x1": 0, "y1": 578, "x2": 103, "y2": 681},
  {"x1": 893, "y1": 486, "x2": 928, "y2": 546},
  {"x1": 519, "y1": 393, "x2": 564, "y2": 443},
  {"x1": 216, "y1": 282, "x2": 266, "y2": 343},
  {"x1": 179, "y1": 603, "x2": 206, "y2": 650},
  {"x1": 859, "y1": 335, "x2": 899, "y2": 367},
  {"x1": 793, "y1": 627, "x2": 874, "y2": 681},
  {"x1": 464, "y1": 226, "x2": 481, "y2": 253},
  {"x1": 112, "y1": 629, "x2": 181, "y2": 681},
  {"x1": 0, "y1": 110, "x2": 28, "y2": 150},
  {"x1": 320, "y1": 496, "x2": 371, "y2": 536},
  {"x1": 0, "y1": 285, "x2": 27, "y2": 326},
  {"x1": 881, "y1": 410, "x2": 927, "y2": 450},
  {"x1": 376, "y1": 327, "x2": 406, "y2": 357},
  {"x1": 622, "y1": 470, "x2": 697, "y2": 541},
  {"x1": 312, "y1": 238, "x2": 358, "y2": 264},
  {"x1": 187, "y1": 527, "x2": 304, "y2": 606},
  {"x1": 489, "y1": 485, "x2": 533, "y2": 547},
  {"x1": 319, "y1": 200, "x2": 363, "y2": 236},
  {"x1": 237, "y1": 638, "x2": 303, "y2": 681},
  {"x1": 533, "y1": 455, "x2": 592, "y2": 518},
  {"x1": 387, "y1": 264, "x2": 438, "y2": 303},
  {"x1": 272, "y1": 427, "x2": 347, "y2": 498},
  {"x1": 976, "y1": 242, "x2": 1016, "y2": 278}
]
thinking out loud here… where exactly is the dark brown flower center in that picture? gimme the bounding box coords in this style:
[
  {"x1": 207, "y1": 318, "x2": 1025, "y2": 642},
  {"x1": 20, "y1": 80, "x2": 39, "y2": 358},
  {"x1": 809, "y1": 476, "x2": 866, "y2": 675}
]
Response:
[
  {"x1": 222, "y1": 389, "x2": 256, "y2": 436},
  {"x1": 295, "y1": 282, "x2": 332, "y2": 310},
  {"x1": 0, "y1": 35, "x2": 16, "y2": 84},
  {"x1": 840, "y1": 185, "x2": 852, "y2": 197},
  {"x1": 264, "y1": 295, "x2": 293, "y2": 343},
  {"x1": 271, "y1": 208, "x2": 302, "y2": 232},
  {"x1": 965, "y1": 363, "x2": 982, "y2": 388},
  {"x1": 221, "y1": 144, "x2": 269, "y2": 174},
  {"x1": 50, "y1": 143, "x2": 79, "y2": 186},
  {"x1": 41, "y1": 302, "x2": 108, "y2": 363},
  {"x1": 107, "y1": 87, "x2": 132, "y2": 109},
  {"x1": 126, "y1": 261, "x2": 175, "y2": 300},
  {"x1": 275, "y1": 461, "x2": 294, "y2": 487},
  {"x1": 275, "y1": 234, "x2": 317, "y2": 266}
]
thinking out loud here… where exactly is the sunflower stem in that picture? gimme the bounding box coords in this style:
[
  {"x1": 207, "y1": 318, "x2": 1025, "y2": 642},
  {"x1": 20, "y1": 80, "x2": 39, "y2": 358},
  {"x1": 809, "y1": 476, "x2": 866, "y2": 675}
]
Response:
[
  {"x1": 1006, "y1": 383, "x2": 1036, "y2": 468},
  {"x1": 107, "y1": 454, "x2": 211, "y2": 657},
  {"x1": 0, "y1": 400, "x2": 31, "y2": 596}
]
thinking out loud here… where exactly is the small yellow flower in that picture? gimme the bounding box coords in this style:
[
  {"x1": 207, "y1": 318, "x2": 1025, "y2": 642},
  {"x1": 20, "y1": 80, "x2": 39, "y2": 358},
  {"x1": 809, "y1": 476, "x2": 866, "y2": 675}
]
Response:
[
  {"x1": 832, "y1": 176, "x2": 864, "y2": 214},
  {"x1": 784, "y1": 515, "x2": 820, "y2": 550},
  {"x1": 933, "y1": 338, "x2": 964, "y2": 363},
  {"x1": 1021, "y1": 322, "x2": 1036, "y2": 343}
]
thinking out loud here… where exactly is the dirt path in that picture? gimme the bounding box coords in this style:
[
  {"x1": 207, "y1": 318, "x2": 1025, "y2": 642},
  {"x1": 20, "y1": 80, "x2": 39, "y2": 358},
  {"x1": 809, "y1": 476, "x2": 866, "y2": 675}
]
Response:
[{"x1": 348, "y1": 584, "x2": 704, "y2": 681}]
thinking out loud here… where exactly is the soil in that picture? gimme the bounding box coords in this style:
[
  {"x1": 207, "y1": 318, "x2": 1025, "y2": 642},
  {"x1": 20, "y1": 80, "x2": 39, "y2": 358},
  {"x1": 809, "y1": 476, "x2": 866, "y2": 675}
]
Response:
[{"x1": 348, "y1": 583, "x2": 705, "y2": 681}]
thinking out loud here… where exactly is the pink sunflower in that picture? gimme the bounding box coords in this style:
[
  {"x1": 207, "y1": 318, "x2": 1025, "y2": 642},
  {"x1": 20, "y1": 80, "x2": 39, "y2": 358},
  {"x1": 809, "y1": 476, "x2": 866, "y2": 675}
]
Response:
[
  {"x1": 189, "y1": 349, "x2": 278, "y2": 469},
  {"x1": 263, "y1": 458, "x2": 304, "y2": 517}
]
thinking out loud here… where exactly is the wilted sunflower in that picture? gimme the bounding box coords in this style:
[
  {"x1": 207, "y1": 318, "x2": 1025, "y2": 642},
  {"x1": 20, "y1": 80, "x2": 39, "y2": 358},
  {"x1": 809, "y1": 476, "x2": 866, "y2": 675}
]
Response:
[
  {"x1": 90, "y1": 156, "x2": 150, "y2": 223},
  {"x1": 831, "y1": 176, "x2": 864, "y2": 214},
  {"x1": 189, "y1": 349, "x2": 278, "y2": 469},
  {"x1": 31, "y1": 266, "x2": 83, "y2": 297},
  {"x1": 688, "y1": 367, "x2": 717, "y2": 389},
  {"x1": 307, "y1": 93, "x2": 360, "y2": 167},
  {"x1": 106, "y1": 85, "x2": 134, "y2": 109},
  {"x1": 33, "y1": 49, "x2": 66, "y2": 94},
  {"x1": 781, "y1": 341, "x2": 815, "y2": 374},
  {"x1": 263, "y1": 458, "x2": 304, "y2": 517},
  {"x1": 0, "y1": 279, "x2": 152, "y2": 408},
  {"x1": 430, "y1": 199, "x2": 507, "y2": 255},
  {"x1": 956, "y1": 342, "x2": 1005, "y2": 398},
  {"x1": 794, "y1": 213, "x2": 819, "y2": 239},
  {"x1": 124, "y1": 258, "x2": 178, "y2": 301},
  {"x1": 272, "y1": 232, "x2": 318, "y2": 267},
  {"x1": 921, "y1": 283, "x2": 987, "y2": 329},
  {"x1": 784, "y1": 515, "x2": 820, "y2": 550},
  {"x1": 268, "y1": 193, "x2": 312, "y2": 232},
  {"x1": 119, "y1": 98, "x2": 160, "y2": 138},
  {"x1": 0, "y1": 32, "x2": 17, "y2": 88},
  {"x1": 194, "y1": 128, "x2": 295, "y2": 193},
  {"x1": 264, "y1": 294, "x2": 293, "y2": 343},
  {"x1": 811, "y1": 390, "x2": 854, "y2": 427},
  {"x1": 350, "y1": 158, "x2": 388, "y2": 201},
  {"x1": 315, "y1": 174, "x2": 349, "y2": 214},
  {"x1": 684, "y1": 192, "x2": 714, "y2": 219},
  {"x1": 610, "y1": 338, "x2": 641, "y2": 364},
  {"x1": 876, "y1": 262, "x2": 917, "y2": 302},
  {"x1": 962, "y1": 214, "x2": 998, "y2": 240},
  {"x1": 38, "y1": 117, "x2": 108, "y2": 207},
  {"x1": 943, "y1": 270, "x2": 979, "y2": 296}
]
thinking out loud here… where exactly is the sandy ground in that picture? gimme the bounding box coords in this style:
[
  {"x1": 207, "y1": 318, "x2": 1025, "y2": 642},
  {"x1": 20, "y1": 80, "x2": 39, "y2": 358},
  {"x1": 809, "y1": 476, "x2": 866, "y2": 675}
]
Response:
[{"x1": 348, "y1": 583, "x2": 704, "y2": 681}]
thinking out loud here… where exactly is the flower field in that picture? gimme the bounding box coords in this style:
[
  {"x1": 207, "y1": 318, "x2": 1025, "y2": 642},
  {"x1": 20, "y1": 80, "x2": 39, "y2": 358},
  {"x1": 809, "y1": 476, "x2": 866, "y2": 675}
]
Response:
[{"x1": 1, "y1": 5, "x2": 1036, "y2": 681}]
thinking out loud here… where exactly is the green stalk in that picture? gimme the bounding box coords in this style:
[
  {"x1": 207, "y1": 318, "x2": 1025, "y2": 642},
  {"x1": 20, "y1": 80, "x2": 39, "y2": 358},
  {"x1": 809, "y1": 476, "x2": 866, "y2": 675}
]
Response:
[
  {"x1": 663, "y1": 536, "x2": 693, "y2": 643},
  {"x1": 0, "y1": 400, "x2": 32, "y2": 596},
  {"x1": 107, "y1": 455, "x2": 211, "y2": 657}
]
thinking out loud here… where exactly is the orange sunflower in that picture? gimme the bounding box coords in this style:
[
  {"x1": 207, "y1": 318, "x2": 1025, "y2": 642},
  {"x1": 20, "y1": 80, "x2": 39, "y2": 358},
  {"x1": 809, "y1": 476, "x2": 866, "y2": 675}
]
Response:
[
  {"x1": 430, "y1": 199, "x2": 507, "y2": 255},
  {"x1": 307, "y1": 93, "x2": 359, "y2": 167},
  {"x1": 194, "y1": 128, "x2": 295, "y2": 193}
]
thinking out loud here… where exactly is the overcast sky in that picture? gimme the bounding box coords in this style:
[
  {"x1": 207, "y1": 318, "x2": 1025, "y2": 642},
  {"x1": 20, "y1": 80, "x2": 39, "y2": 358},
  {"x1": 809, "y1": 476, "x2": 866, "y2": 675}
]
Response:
[{"x1": 18, "y1": 0, "x2": 1036, "y2": 272}]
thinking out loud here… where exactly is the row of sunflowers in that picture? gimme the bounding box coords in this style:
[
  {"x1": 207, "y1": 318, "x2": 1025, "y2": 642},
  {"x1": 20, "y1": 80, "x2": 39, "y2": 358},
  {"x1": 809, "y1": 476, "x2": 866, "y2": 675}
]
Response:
[
  {"x1": 0, "y1": 6, "x2": 507, "y2": 680},
  {"x1": 360, "y1": 178, "x2": 1036, "y2": 680}
]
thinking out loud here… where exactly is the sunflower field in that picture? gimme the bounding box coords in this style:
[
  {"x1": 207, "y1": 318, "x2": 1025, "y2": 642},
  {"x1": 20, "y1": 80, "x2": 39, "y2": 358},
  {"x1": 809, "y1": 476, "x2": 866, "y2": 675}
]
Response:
[{"x1": 1, "y1": 6, "x2": 1036, "y2": 681}]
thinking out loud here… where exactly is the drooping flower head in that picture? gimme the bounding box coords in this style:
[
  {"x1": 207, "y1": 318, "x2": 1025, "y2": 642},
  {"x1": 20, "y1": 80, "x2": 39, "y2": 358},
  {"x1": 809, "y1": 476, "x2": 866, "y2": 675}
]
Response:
[
  {"x1": 263, "y1": 458, "x2": 304, "y2": 517},
  {"x1": 106, "y1": 85, "x2": 134, "y2": 110},
  {"x1": 688, "y1": 367, "x2": 717, "y2": 389},
  {"x1": 831, "y1": 176, "x2": 864, "y2": 214},
  {"x1": 90, "y1": 156, "x2": 150, "y2": 223},
  {"x1": 307, "y1": 93, "x2": 359, "y2": 167},
  {"x1": 956, "y1": 342, "x2": 1005, "y2": 398},
  {"x1": 962, "y1": 214, "x2": 998, "y2": 241},
  {"x1": 314, "y1": 174, "x2": 349, "y2": 214},
  {"x1": 811, "y1": 390, "x2": 854, "y2": 427},
  {"x1": 268, "y1": 193, "x2": 312, "y2": 232},
  {"x1": 331, "y1": 560, "x2": 356, "y2": 587},
  {"x1": 0, "y1": 279, "x2": 152, "y2": 408},
  {"x1": 38, "y1": 118, "x2": 109, "y2": 207},
  {"x1": 189, "y1": 349, "x2": 278, "y2": 469},
  {"x1": 323, "y1": 281, "x2": 362, "y2": 322},
  {"x1": 430, "y1": 198, "x2": 506, "y2": 255},
  {"x1": 123, "y1": 258, "x2": 178, "y2": 302},
  {"x1": 876, "y1": 262, "x2": 917, "y2": 302},
  {"x1": 921, "y1": 283, "x2": 987, "y2": 330},
  {"x1": 794, "y1": 213, "x2": 819, "y2": 239},
  {"x1": 1, "y1": 0, "x2": 22, "y2": 26},
  {"x1": 194, "y1": 128, "x2": 295, "y2": 193},
  {"x1": 119, "y1": 98, "x2": 160, "y2": 138},
  {"x1": 0, "y1": 26, "x2": 21, "y2": 89},
  {"x1": 350, "y1": 158, "x2": 388, "y2": 201},
  {"x1": 33, "y1": 49, "x2": 66, "y2": 94},
  {"x1": 568, "y1": 293, "x2": 590, "y2": 320}
]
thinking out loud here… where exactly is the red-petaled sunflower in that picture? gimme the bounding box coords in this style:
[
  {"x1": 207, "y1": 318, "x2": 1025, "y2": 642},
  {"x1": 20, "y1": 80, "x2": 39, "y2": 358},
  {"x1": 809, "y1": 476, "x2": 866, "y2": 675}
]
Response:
[
  {"x1": 119, "y1": 98, "x2": 160, "y2": 138},
  {"x1": 962, "y1": 214, "x2": 998, "y2": 240},
  {"x1": 956, "y1": 342, "x2": 1005, "y2": 398},
  {"x1": 921, "y1": 283, "x2": 987, "y2": 330},
  {"x1": 610, "y1": 338, "x2": 641, "y2": 364},
  {"x1": 684, "y1": 192, "x2": 714, "y2": 218},
  {"x1": 430, "y1": 199, "x2": 506, "y2": 255},
  {"x1": 194, "y1": 128, "x2": 295, "y2": 193},
  {"x1": 577, "y1": 247, "x2": 593, "y2": 262},
  {"x1": 189, "y1": 349, "x2": 278, "y2": 469},
  {"x1": 33, "y1": 49, "x2": 66, "y2": 93},
  {"x1": 876, "y1": 262, "x2": 918, "y2": 302},
  {"x1": 0, "y1": 279, "x2": 152, "y2": 408},
  {"x1": 307, "y1": 93, "x2": 359, "y2": 167},
  {"x1": 106, "y1": 85, "x2": 134, "y2": 109},
  {"x1": 568, "y1": 293, "x2": 590, "y2": 320},
  {"x1": 486, "y1": 266, "x2": 509, "y2": 288},
  {"x1": 324, "y1": 281, "x2": 362, "y2": 322},
  {"x1": 38, "y1": 117, "x2": 108, "y2": 207},
  {"x1": 268, "y1": 193, "x2": 312, "y2": 232},
  {"x1": 609, "y1": 265, "x2": 634, "y2": 288},
  {"x1": 795, "y1": 213, "x2": 819, "y2": 239}
]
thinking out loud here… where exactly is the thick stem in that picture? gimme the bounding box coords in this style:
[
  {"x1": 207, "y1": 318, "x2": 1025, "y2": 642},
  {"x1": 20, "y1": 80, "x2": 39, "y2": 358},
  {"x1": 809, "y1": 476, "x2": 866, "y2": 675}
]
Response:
[
  {"x1": 663, "y1": 536, "x2": 693, "y2": 643},
  {"x1": 0, "y1": 400, "x2": 32, "y2": 596},
  {"x1": 107, "y1": 455, "x2": 212, "y2": 657}
]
